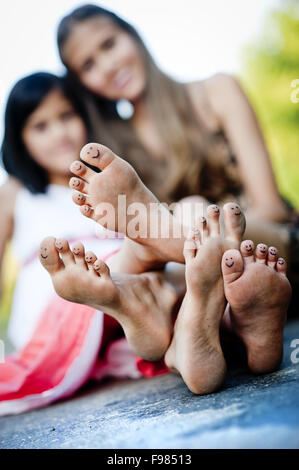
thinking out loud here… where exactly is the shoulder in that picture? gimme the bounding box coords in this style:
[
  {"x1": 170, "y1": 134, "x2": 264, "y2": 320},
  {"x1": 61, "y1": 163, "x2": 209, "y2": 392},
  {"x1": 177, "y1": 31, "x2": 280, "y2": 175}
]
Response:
[
  {"x1": 188, "y1": 73, "x2": 244, "y2": 121},
  {"x1": 0, "y1": 177, "x2": 21, "y2": 215}
]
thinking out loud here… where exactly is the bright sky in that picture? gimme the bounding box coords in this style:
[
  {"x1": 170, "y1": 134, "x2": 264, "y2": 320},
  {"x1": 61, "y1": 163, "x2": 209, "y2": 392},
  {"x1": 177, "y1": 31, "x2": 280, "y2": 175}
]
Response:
[{"x1": 0, "y1": 0, "x2": 278, "y2": 184}]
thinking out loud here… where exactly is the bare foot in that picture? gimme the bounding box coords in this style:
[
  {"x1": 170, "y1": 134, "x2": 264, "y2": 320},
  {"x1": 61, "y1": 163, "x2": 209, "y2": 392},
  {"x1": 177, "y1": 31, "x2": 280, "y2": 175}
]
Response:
[
  {"x1": 39, "y1": 237, "x2": 178, "y2": 361},
  {"x1": 164, "y1": 203, "x2": 246, "y2": 395},
  {"x1": 221, "y1": 241, "x2": 292, "y2": 374},
  {"x1": 69, "y1": 143, "x2": 185, "y2": 266}
]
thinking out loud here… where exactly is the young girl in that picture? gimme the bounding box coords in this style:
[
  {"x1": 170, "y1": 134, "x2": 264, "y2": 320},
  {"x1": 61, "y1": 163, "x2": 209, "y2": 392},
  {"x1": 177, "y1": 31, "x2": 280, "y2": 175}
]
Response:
[
  {"x1": 56, "y1": 4, "x2": 299, "y2": 294},
  {"x1": 0, "y1": 72, "x2": 137, "y2": 415}
]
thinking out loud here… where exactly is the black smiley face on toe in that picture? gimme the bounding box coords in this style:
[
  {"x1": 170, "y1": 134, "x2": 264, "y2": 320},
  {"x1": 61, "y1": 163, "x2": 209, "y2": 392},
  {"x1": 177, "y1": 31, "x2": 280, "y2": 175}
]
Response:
[
  {"x1": 269, "y1": 247, "x2": 277, "y2": 257},
  {"x1": 87, "y1": 146, "x2": 100, "y2": 159},
  {"x1": 74, "y1": 162, "x2": 82, "y2": 171},
  {"x1": 76, "y1": 194, "x2": 85, "y2": 203},
  {"x1": 71, "y1": 179, "x2": 81, "y2": 188},
  {"x1": 85, "y1": 255, "x2": 95, "y2": 263},
  {"x1": 230, "y1": 205, "x2": 241, "y2": 216},
  {"x1": 225, "y1": 256, "x2": 234, "y2": 268},
  {"x1": 278, "y1": 258, "x2": 284, "y2": 265},
  {"x1": 55, "y1": 240, "x2": 64, "y2": 251},
  {"x1": 40, "y1": 247, "x2": 48, "y2": 259},
  {"x1": 245, "y1": 243, "x2": 253, "y2": 252},
  {"x1": 83, "y1": 205, "x2": 91, "y2": 213},
  {"x1": 72, "y1": 247, "x2": 81, "y2": 255},
  {"x1": 258, "y1": 244, "x2": 267, "y2": 255},
  {"x1": 212, "y1": 205, "x2": 220, "y2": 214}
]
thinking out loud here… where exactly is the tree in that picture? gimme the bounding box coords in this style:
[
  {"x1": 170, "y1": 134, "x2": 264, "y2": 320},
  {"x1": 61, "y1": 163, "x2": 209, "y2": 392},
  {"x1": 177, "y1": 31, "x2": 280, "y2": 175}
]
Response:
[{"x1": 240, "y1": 0, "x2": 299, "y2": 208}]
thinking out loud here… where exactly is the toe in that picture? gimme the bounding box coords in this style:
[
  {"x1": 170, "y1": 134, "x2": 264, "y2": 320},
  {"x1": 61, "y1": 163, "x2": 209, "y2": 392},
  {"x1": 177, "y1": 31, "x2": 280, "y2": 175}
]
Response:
[
  {"x1": 223, "y1": 202, "x2": 246, "y2": 245},
  {"x1": 80, "y1": 204, "x2": 96, "y2": 221},
  {"x1": 70, "y1": 160, "x2": 96, "y2": 183},
  {"x1": 195, "y1": 216, "x2": 208, "y2": 244},
  {"x1": 183, "y1": 229, "x2": 199, "y2": 263},
  {"x1": 221, "y1": 249, "x2": 244, "y2": 284},
  {"x1": 72, "y1": 192, "x2": 88, "y2": 206},
  {"x1": 85, "y1": 251, "x2": 97, "y2": 273},
  {"x1": 256, "y1": 243, "x2": 268, "y2": 264},
  {"x1": 80, "y1": 143, "x2": 116, "y2": 171},
  {"x1": 55, "y1": 238, "x2": 75, "y2": 265},
  {"x1": 276, "y1": 257, "x2": 287, "y2": 275},
  {"x1": 69, "y1": 177, "x2": 88, "y2": 194},
  {"x1": 93, "y1": 258, "x2": 110, "y2": 277},
  {"x1": 183, "y1": 237, "x2": 197, "y2": 262},
  {"x1": 240, "y1": 240, "x2": 255, "y2": 264},
  {"x1": 206, "y1": 204, "x2": 220, "y2": 237},
  {"x1": 267, "y1": 246, "x2": 278, "y2": 268},
  {"x1": 39, "y1": 237, "x2": 63, "y2": 274},
  {"x1": 71, "y1": 242, "x2": 88, "y2": 269}
]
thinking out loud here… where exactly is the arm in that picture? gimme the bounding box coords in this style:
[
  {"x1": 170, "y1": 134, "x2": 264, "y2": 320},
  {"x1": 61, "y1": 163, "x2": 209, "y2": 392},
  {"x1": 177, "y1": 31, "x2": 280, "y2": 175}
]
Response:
[
  {"x1": 0, "y1": 179, "x2": 18, "y2": 298},
  {"x1": 203, "y1": 73, "x2": 289, "y2": 222}
]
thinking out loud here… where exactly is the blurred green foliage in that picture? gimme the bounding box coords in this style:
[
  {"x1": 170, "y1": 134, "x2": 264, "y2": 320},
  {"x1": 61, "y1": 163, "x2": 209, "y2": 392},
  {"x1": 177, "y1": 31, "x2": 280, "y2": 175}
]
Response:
[
  {"x1": 239, "y1": 0, "x2": 299, "y2": 209},
  {"x1": 0, "y1": 246, "x2": 18, "y2": 329}
]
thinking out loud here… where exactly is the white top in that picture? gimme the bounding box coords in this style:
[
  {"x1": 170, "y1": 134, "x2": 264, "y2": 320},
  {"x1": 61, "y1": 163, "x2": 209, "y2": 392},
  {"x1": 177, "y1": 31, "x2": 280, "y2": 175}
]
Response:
[{"x1": 8, "y1": 184, "x2": 123, "y2": 349}]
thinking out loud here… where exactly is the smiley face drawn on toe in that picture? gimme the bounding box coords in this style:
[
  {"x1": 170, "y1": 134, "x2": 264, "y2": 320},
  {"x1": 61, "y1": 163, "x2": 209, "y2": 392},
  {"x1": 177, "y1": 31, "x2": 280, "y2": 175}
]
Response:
[
  {"x1": 71, "y1": 179, "x2": 81, "y2": 188},
  {"x1": 55, "y1": 240, "x2": 64, "y2": 251},
  {"x1": 257, "y1": 244, "x2": 267, "y2": 255},
  {"x1": 87, "y1": 146, "x2": 100, "y2": 159},
  {"x1": 244, "y1": 241, "x2": 254, "y2": 253},
  {"x1": 225, "y1": 256, "x2": 234, "y2": 268},
  {"x1": 83, "y1": 205, "x2": 91, "y2": 214},
  {"x1": 85, "y1": 253, "x2": 95, "y2": 263},
  {"x1": 269, "y1": 247, "x2": 277, "y2": 257},
  {"x1": 230, "y1": 205, "x2": 241, "y2": 216},
  {"x1": 73, "y1": 162, "x2": 82, "y2": 171},
  {"x1": 76, "y1": 194, "x2": 85, "y2": 203},
  {"x1": 40, "y1": 247, "x2": 48, "y2": 259},
  {"x1": 277, "y1": 258, "x2": 285, "y2": 265},
  {"x1": 212, "y1": 205, "x2": 220, "y2": 214},
  {"x1": 72, "y1": 247, "x2": 81, "y2": 255}
]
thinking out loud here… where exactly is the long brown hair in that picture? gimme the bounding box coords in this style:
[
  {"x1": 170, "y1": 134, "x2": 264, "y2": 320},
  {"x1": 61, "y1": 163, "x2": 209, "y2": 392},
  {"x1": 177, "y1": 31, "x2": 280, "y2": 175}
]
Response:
[{"x1": 57, "y1": 4, "x2": 241, "y2": 203}]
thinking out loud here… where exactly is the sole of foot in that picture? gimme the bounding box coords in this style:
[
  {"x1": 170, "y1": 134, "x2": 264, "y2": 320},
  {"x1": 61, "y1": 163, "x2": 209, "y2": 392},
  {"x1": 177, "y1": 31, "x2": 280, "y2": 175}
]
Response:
[
  {"x1": 221, "y1": 240, "x2": 292, "y2": 374},
  {"x1": 40, "y1": 236, "x2": 178, "y2": 361},
  {"x1": 165, "y1": 202, "x2": 246, "y2": 395},
  {"x1": 69, "y1": 143, "x2": 185, "y2": 265}
]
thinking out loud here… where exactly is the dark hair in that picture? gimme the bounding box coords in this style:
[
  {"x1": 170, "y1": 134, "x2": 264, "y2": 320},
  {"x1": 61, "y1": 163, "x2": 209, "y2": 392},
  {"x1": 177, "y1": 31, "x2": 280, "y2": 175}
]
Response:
[{"x1": 1, "y1": 72, "x2": 90, "y2": 193}]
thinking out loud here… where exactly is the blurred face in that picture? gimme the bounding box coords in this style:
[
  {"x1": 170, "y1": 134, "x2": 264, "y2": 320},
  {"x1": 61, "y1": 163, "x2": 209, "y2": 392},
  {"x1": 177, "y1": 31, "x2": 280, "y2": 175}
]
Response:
[
  {"x1": 22, "y1": 89, "x2": 87, "y2": 176},
  {"x1": 62, "y1": 17, "x2": 147, "y2": 103}
]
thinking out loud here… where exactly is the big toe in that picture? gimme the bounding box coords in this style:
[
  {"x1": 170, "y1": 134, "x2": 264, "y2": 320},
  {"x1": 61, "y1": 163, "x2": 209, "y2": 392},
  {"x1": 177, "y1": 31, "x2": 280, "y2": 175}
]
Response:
[
  {"x1": 39, "y1": 237, "x2": 63, "y2": 274},
  {"x1": 221, "y1": 249, "x2": 244, "y2": 284},
  {"x1": 80, "y1": 143, "x2": 115, "y2": 171},
  {"x1": 223, "y1": 202, "x2": 246, "y2": 245}
]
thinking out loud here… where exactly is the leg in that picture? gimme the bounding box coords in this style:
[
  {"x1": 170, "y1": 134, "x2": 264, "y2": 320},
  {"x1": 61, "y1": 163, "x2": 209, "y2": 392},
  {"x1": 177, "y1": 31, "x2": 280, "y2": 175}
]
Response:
[{"x1": 164, "y1": 202, "x2": 246, "y2": 395}]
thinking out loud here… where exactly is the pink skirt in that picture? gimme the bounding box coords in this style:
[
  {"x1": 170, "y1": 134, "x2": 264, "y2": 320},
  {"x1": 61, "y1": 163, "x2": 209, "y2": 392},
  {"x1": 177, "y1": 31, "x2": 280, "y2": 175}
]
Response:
[{"x1": 0, "y1": 251, "x2": 168, "y2": 416}]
